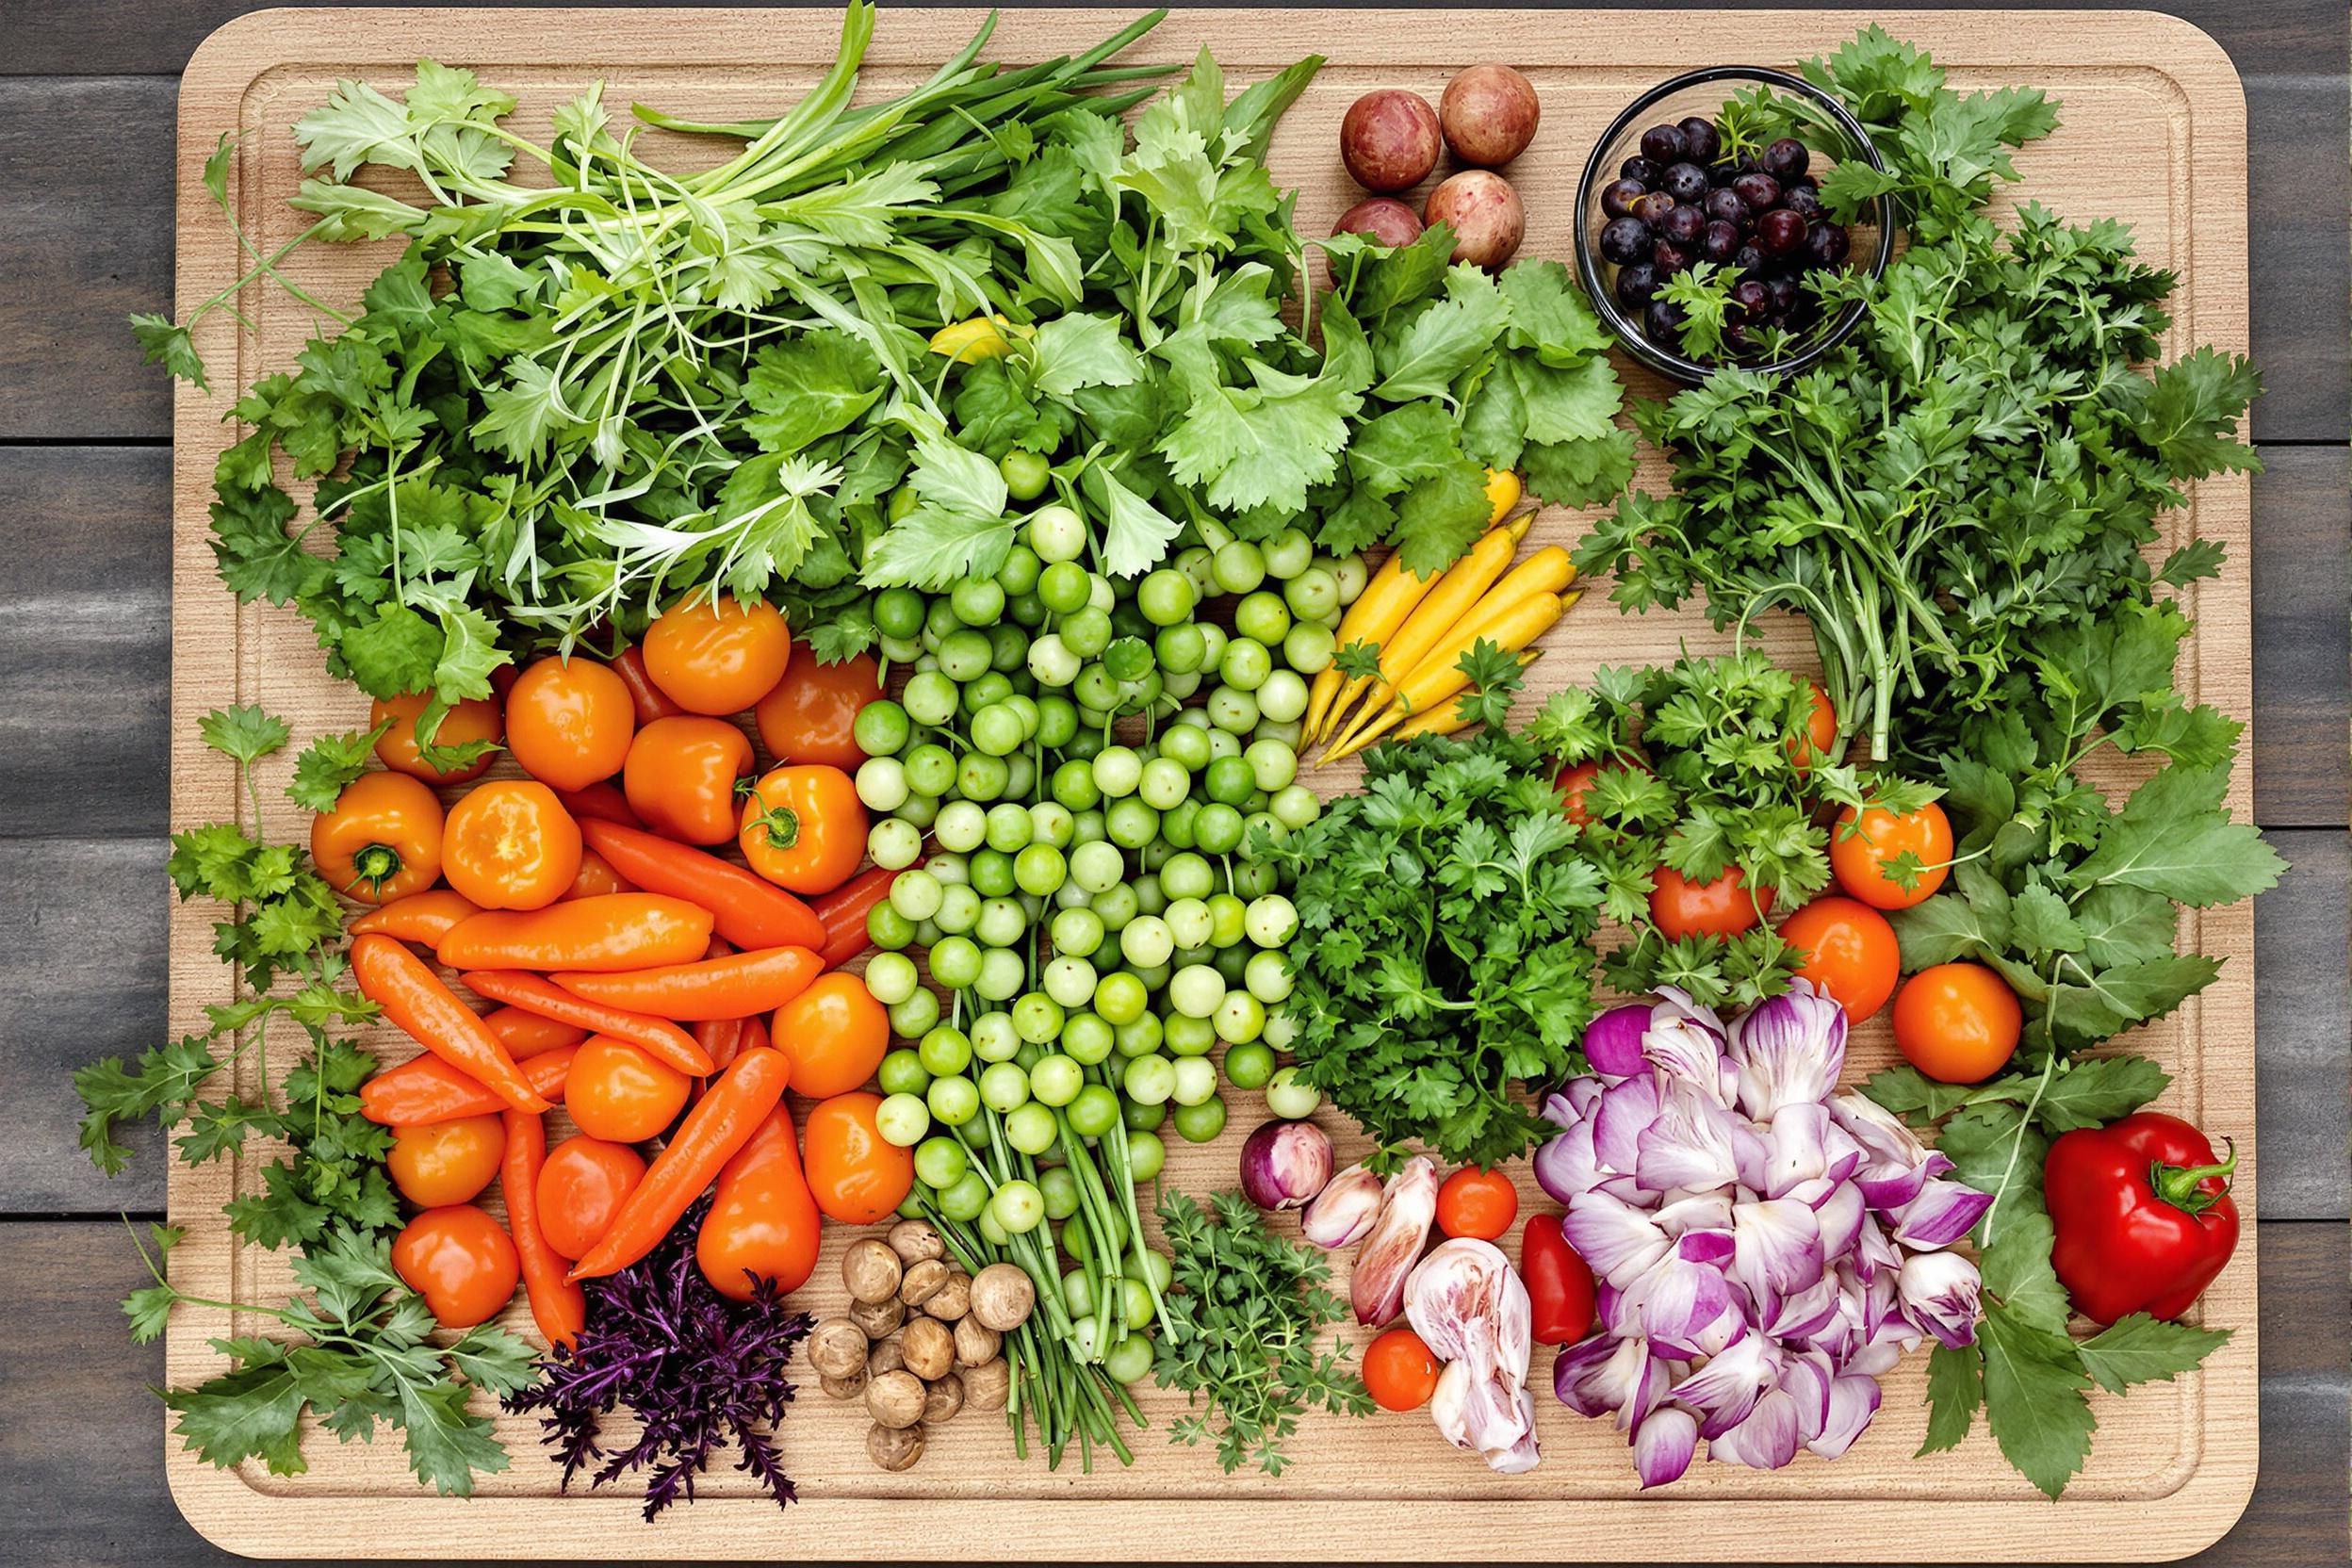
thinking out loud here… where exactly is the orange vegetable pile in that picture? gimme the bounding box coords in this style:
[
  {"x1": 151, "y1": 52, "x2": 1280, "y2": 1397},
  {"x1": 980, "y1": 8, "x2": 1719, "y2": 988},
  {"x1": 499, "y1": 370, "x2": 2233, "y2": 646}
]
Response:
[{"x1": 333, "y1": 599, "x2": 908, "y2": 1333}]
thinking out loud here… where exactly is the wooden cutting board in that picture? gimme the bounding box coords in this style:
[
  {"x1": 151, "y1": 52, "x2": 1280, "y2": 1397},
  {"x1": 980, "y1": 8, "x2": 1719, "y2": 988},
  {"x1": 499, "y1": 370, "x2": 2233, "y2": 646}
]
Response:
[{"x1": 168, "y1": 8, "x2": 2257, "y2": 1560}]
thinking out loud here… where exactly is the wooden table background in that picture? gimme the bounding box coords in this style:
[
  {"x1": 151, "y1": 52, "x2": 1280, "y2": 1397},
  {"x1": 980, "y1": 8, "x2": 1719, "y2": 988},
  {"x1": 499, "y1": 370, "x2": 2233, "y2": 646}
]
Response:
[{"x1": 0, "y1": 2, "x2": 2341, "y2": 1562}]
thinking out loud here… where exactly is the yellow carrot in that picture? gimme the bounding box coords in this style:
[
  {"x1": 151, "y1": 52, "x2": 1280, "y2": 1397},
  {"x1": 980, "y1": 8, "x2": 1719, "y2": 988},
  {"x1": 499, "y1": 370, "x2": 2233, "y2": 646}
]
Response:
[
  {"x1": 1394, "y1": 547, "x2": 1574, "y2": 687},
  {"x1": 1327, "y1": 591, "x2": 1576, "y2": 763},
  {"x1": 1386, "y1": 651, "x2": 1543, "y2": 741},
  {"x1": 1318, "y1": 518, "x2": 1529, "y2": 755},
  {"x1": 1483, "y1": 467, "x2": 1522, "y2": 526},
  {"x1": 1305, "y1": 549, "x2": 1452, "y2": 743}
]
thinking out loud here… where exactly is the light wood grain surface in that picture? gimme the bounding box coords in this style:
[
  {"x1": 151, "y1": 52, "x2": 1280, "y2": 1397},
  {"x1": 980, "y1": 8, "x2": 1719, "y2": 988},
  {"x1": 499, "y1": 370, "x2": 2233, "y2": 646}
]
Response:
[{"x1": 147, "y1": 8, "x2": 2278, "y2": 1560}]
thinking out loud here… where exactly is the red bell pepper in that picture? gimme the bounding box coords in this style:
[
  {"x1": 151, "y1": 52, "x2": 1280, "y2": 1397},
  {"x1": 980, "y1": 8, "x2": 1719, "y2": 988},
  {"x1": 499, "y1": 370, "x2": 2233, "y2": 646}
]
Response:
[
  {"x1": 1520, "y1": 1213, "x2": 1595, "y2": 1346},
  {"x1": 2045, "y1": 1111, "x2": 2241, "y2": 1325}
]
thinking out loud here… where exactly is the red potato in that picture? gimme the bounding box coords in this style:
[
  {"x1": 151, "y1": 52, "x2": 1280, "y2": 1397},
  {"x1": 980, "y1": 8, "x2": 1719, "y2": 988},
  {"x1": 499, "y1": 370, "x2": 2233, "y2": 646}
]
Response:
[
  {"x1": 1425, "y1": 171, "x2": 1524, "y2": 269},
  {"x1": 1440, "y1": 64, "x2": 1542, "y2": 166},
  {"x1": 1339, "y1": 89, "x2": 1442, "y2": 193},
  {"x1": 1333, "y1": 196, "x2": 1425, "y2": 249}
]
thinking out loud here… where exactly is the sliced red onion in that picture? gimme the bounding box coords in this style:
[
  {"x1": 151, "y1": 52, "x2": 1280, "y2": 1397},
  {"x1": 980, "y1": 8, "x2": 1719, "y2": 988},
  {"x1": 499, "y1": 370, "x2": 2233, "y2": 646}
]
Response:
[
  {"x1": 1890, "y1": 1178, "x2": 1997, "y2": 1250},
  {"x1": 1536, "y1": 987, "x2": 1984, "y2": 1485},
  {"x1": 1632, "y1": 1406, "x2": 1699, "y2": 1489},
  {"x1": 1726, "y1": 981, "x2": 1846, "y2": 1119},
  {"x1": 1580, "y1": 1002, "x2": 1654, "y2": 1077},
  {"x1": 1710, "y1": 1386, "x2": 1803, "y2": 1470},
  {"x1": 1562, "y1": 1189, "x2": 1670, "y2": 1287},
  {"x1": 1238, "y1": 1119, "x2": 1332, "y2": 1211},
  {"x1": 1897, "y1": 1250, "x2": 1984, "y2": 1348},
  {"x1": 1300, "y1": 1161, "x2": 1382, "y2": 1248}
]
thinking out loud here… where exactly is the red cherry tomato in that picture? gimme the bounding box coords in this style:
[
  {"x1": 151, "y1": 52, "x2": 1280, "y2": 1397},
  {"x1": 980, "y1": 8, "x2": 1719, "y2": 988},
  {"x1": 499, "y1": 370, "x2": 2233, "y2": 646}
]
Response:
[
  {"x1": 1777, "y1": 895, "x2": 1901, "y2": 1021},
  {"x1": 1788, "y1": 679, "x2": 1837, "y2": 773},
  {"x1": 391, "y1": 1205, "x2": 520, "y2": 1329},
  {"x1": 1649, "y1": 865, "x2": 1774, "y2": 940},
  {"x1": 1435, "y1": 1167, "x2": 1519, "y2": 1240},
  {"x1": 1364, "y1": 1327, "x2": 1443, "y2": 1412}
]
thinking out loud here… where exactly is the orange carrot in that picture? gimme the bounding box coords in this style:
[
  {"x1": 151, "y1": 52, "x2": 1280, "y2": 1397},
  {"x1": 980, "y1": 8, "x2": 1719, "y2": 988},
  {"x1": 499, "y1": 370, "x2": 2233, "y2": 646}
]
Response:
[
  {"x1": 567, "y1": 1048, "x2": 791, "y2": 1281},
  {"x1": 554, "y1": 945, "x2": 822, "y2": 1021},
  {"x1": 348, "y1": 889, "x2": 482, "y2": 945},
  {"x1": 483, "y1": 1007, "x2": 588, "y2": 1059},
  {"x1": 502, "y1": 1109, "x2": 587, "y2": 1348},
  {"x1": 361, "y1": 1045, "x2": 577, "y2": 1127},
  {"x1": 435, "y1": 893, "x2": 714, "y2": 972},
  {"x1": 351, "y1": 935, "x2": 548, "y2": 1113},
  {"x1": 580, "y1": 819, "x2": 825, "y2": 950},
  {"x1": 460, "y1": 969, "x2": 713, "y2": 1076}
]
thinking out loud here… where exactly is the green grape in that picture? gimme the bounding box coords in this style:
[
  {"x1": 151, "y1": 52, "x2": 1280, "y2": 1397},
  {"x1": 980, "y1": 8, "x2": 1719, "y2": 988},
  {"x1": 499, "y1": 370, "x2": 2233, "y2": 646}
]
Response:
[
  {"x1": 876, "y1": 1092, "x2": 931, "y2": 1147},
  {"x1": 1262, "y1": 527, "x2": 1313, "y2": 580},
  {"x1": 1223, "y1": 1040, "x2": 1276, "y2": 1089},
  {"x1": 980, "y1": 1059, "x2": 1031, "y2": 1113},
  {"x1": 889, "y1": 989, "x2": 940, "y2": 1038},
  {"x1": 865, "y1": 952, "x2": 919, "y2": 1006},
  {"x1": 915, "y1": 1135, "x2": 969, "y2": 1189},
  {"x1": 1171, "y1": 1095, "x2": 1228, "y2": 1143},
  {"x1": 939, "y1": 1170, "x2": 990, "y2": 1222},
  {"x1": 927, "y1": 1073, "x2": 980, "y2": 1126},
  {"x1": 867, "y1": 903, "x2": 916, "y2": 951},
  {"x1": 1037, "y1": 1165, "x2": 1080, "y2": 1220},
  {"x1": 1005, "y1": 1102, "x2": 1058, "y2": 1155}
]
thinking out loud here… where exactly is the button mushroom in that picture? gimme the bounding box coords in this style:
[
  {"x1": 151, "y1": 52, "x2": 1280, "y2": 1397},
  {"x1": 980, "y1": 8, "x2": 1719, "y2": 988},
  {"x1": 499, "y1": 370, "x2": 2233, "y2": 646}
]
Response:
[
  {"x1": 900, "y1": 1315, "x2": 956, "y2": 1382},
  {"x1": 953, "y1": 1315, "x2": 1002, "y2": 1367},
  {"x1": 969, "y1": 1262, "x2": 1037, "y2": 1331},
  {"x1": 961, "y1": 1356, "x2": 1011, "y2": 1412},
  {"x1": 898, "y1": 1258, "x2": 953, "y2": 1309},
  {"x1": 849, "y1": 1297, "x2": 906, "y2": 1339},
  {"x1": 867, "y1": 1421, "x2": 926, "y2": 1472},
  {"x1": 865, "y1": 1368, "x2": 927, "y2": 1430},
  {"x1": 807, "y1": 1318, "x2": 872, "y2": 1381},
  {"x1": 887, "y1": 1218, "x2": 946, "y2": 1265},
  {"x1": 922, "y1": 1271, "x2": 972, "y2": 1322},
  {"x1": 922, "y1": 1372, "x2": 965, "y2": 1426},
  {"x1": 842, "y1": 1238, "x2": 905, "y2": 1305}
]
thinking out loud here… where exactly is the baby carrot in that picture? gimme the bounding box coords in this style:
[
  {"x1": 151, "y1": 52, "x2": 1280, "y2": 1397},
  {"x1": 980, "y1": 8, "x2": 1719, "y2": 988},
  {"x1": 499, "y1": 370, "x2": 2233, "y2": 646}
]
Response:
[
  {"x1": 351, "y1": 935, "x2": 548, "y2": 1113},
  {"x1": 460, "y1": 969, "x2": 713, "y2": 1076}
]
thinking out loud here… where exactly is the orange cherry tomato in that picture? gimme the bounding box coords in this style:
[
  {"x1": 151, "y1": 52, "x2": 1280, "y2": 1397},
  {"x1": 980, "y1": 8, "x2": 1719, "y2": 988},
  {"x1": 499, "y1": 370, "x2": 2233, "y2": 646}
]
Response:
[
  {"x1": 737, "y1": 764, "x2": 867, "y2": 894},
  {"x1": 391, "y1": 1205, "x2": 520, "y2": 1329},
  {"x1": 1788, "y1": 679, "x2": 1838, "y2": 774},
  {"x1": 771, "y1": 972, "x2": 890, "y2": 1098},
  {"x1": 1649, "y1": 865, "x2": 1774, "y2": 940},
  {"x1": 564, "y1": 1036, "x2": 691, "y2": 1143},
  {"x1": 310, "y1": 771, "x2": 445, "y2": 905},
  {"x1": 385, "y1": 1113, "x2": 506, "y2": 1207},
  {"x1": 1556, "y1": 755, "x2": 1645, "y2": 826},
  {"x1": 696, "y1": 1105, "x2": 824, "y2": 1300},
  {"x1": 643, "y1": 595, "x2": 792, "y2": 716},
  {"x1": 802, "y1": 1092, "x2": 913, "y2": 1224},
  {"x1": 562, "y1": 848, "x2": 632, "y2": 901},
  {"x1": 1435, "y1": 1167, "x2": 1520, "y2": 1241},
  {"x1": 754, "y1": 646, "x2": 880, "y2": 769},
  {"x1": 443, "y1": 780, "x2": 582, "y2": 910},
  {"x1": 534, "y1": 1135, "x2": 647, "y2": 1261},
  {"x1": 369, "y1": 689, "x2": 505, "y2": 785},
  {"x1": 506, "y1": 656, "x2": 635, "y2": 791},
  {"x1": 1892, "y1": 962, "x2": 2023, "y2": 1084},
  {"x1": 1831, "y1": 801, "x2": 1953, "y2": 910},
  {"x1": 1364, "y1": 1327, "x2": 1443, "y2": 1413},
  {"x1": 1778, "y1": 895, "x2": 1902, "y2": 1021},
  {"x1": 623, "y1": 716, "x2": 755, "y2": 846}
]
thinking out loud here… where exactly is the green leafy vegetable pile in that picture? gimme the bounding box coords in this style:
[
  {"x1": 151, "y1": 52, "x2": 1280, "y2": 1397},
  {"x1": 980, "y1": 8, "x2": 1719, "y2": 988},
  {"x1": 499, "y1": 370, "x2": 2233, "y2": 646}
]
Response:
[
  {"x1": 1574, "y1": 26, "x2": 2261, "y2": 763},
  {"x1": 148, "y1": 4, "x2": 1631, "y2": 757},
  {"x1": 1266, "y1": 656, "x2": 1607, "y2": 1168},
  {"x1": 1152, "y1": 1189, "x2": 1371, "y2": 1476}
]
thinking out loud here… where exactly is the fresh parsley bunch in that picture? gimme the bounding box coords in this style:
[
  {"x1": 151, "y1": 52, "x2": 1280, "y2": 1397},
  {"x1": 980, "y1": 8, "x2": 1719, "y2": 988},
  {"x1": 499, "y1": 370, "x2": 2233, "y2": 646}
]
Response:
[
  {"x1": 1266, "y1": 676, "x2": 1607, "y2": 1168},
  {"x1": 1152, "y1": 1189, "x2": 1371, "y2": 1476},
  {"x1": 126, "y1": 1223, "x2": 536, "y2": 1497}
]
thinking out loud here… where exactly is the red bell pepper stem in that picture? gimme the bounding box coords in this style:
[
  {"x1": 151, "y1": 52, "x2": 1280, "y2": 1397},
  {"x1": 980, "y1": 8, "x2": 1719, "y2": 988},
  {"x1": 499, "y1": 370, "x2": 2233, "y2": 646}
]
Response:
[{"x1": 2150, "y1": 1139, "x2": 2238, "y2": 1213}]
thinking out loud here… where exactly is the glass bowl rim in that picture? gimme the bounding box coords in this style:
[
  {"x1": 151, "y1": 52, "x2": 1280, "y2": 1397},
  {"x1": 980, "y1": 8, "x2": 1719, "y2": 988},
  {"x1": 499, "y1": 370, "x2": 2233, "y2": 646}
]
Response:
[{"x1": 1573, "y1": 64, "x2": 1895, "y2": 385}]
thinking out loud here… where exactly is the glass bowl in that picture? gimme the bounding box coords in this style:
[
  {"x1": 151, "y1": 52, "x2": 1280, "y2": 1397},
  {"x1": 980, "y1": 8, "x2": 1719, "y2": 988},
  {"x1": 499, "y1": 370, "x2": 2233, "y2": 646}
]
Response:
[{"x1": 1573, "y1": 66, "x2": 1893, "y2": 384}]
